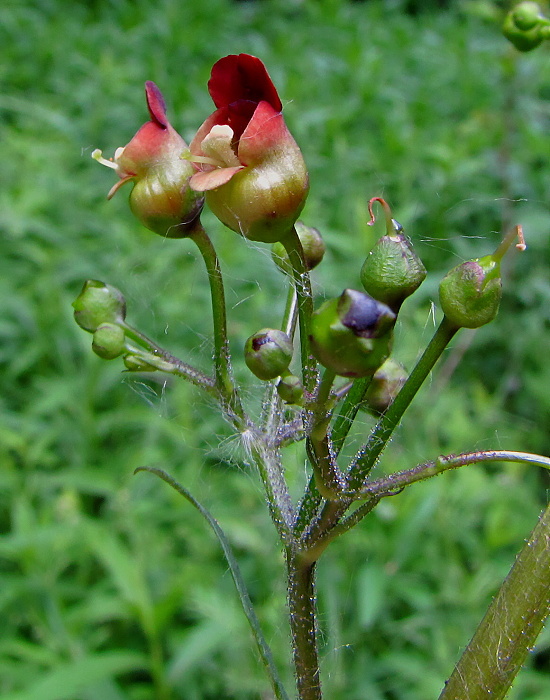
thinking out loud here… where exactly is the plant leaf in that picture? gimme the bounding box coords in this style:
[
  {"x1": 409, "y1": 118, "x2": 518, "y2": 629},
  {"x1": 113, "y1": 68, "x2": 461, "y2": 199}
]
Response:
[{"x1": 135, "y1": 466, "x2": 290, "y2": 700}]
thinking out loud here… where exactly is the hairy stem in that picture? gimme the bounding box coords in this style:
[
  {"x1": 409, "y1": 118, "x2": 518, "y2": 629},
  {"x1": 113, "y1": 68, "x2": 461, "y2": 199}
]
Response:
[
  {"x1": 352, "y1": 450, "x2": 550, "y2": 499},
  {"x1": 348, "y1": 316, "x2": 458, "y2": 489},
  {"x1": 286, "y1": 550, "x2": 322, "y2": 700}
]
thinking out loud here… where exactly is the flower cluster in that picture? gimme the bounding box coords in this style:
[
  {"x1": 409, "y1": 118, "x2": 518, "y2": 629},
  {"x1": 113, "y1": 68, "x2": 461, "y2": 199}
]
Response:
[{"x1": 94, "y1": 54, "x2": 308, "y2": 243}]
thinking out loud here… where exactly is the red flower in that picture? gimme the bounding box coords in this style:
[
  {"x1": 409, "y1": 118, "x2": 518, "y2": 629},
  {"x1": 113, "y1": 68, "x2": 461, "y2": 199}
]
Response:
[
  {"x1": 93, "y1": 82, "x2": 203, "y2": 238},
  {"x1": 188, "y1": 54, "x2": 309, "y2": 244}
]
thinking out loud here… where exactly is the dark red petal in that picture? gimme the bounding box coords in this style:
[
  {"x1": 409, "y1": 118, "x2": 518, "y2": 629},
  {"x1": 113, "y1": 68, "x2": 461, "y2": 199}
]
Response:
[
  {"x1": 208, "y1": 54, "x2": 282, "y2": 113},
  {"x1": 145, "y1": 81, "x2": 168, "y2": 128}
]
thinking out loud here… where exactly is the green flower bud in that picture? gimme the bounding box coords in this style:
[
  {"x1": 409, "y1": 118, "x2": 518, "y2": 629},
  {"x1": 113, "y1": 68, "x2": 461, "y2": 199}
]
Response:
[
  {"x1": 503, "y1": 2, "x2": 550, "y2": 51},
  {"x1": 244, "y1": 328, "x2": 293, "y2": 381},
  {"x1": 310, "y1": 289, "x2": 396, "y2": 378},
  {"x1": 276, "y1": 373, "x2": 304, "y2": 405},
  {"x1": 361, "y1": 197, "x2": 426, "y2": 312},
  {"x1": 92, "y1": 323, "x2": 126, "y2": 360},
  {"x1": 272, "y1": 222, "x2": 326, "y2": 274},
  {"x1": 123, "y1": 354, "x2": 158, "y2": 372},
  {"x1": 439, "y1": 225, "x2": 526, "y2": 329},
  {"x1": 361, "y1": 358, "x2": 407, "y2": 415},
  {"x1": 73, "y1": 280, "x2": 126, "y2": 333}
]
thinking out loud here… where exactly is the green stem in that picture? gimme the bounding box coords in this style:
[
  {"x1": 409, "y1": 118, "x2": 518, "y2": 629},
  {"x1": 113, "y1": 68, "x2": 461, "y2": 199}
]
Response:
[
  {"x1": 282, "y1": 228, "x2": 317, "y2": 396},
  {"x1": 352, "y1": 450, "x2": 550, "y2": 499},
  {"x1": 249, "y1": 437, "x2": 295, "y2": 544},
  {"x1": 121, "y1": 325, "x2": 216, "y2": 393},
  {"x1": 189, "y1": 222, "x2": 245, "y2": 423},
  {"x1": 308, "y1": 368, "x2": 345, "y2": 498},
  {"x1": 348, "y1": 316, "x2": 458, "y2": 489},
  {"x1": 439, "y1": 499, "x2": 550, "y2": 700},
  {"x1": 306, "y1": 316, "x2": 458, "y2": 551},
  {"x1": 262, "y1": 282, "x2": 298, "y2": 437},
  {"x1": 286, "y1": 550, "x2": 322, "y2": 700},
  {"x1": 330, "y1": 376, "x2": 372, "y2": 457}
]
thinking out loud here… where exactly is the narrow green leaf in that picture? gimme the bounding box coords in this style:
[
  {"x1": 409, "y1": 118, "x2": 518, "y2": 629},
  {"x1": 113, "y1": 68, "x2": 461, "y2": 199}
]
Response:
[{"x1": 135, "y1": 466, "x2": 290, "y2": 700}]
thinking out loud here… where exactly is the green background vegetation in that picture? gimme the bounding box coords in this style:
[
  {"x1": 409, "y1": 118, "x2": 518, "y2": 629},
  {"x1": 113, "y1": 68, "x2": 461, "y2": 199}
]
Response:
[{"x1": 1, "y1": 0, "x2": 549, "y2": 697}]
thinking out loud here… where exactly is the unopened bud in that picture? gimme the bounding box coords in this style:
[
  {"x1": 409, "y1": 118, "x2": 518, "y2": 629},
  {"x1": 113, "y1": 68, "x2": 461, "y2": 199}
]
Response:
[
  {"x1": 272, "y1": 222, "x2": 325, "y2": 274},
  {"x1": 73, "y1": 280, "x2": 126, "y2": 333},
  {"x1": 503, "y1": 2, "x2": 550, "y2": 51},
  {"x1": 361, "y1": 358, "x2": 407, "y2": 415},
  {"x1": 276, "y1": 373, "x2": 304, "y2": 405},
  {"x1": 92, "y1": 323, "x2": 126, "y2": 360},
  {"x1": 439, "y1": 225, "x2": 526, "y2": 329},
  {"x1": 244, "y1": 329, "x2": 293, "y2": 381},
  {"x1": 360, "y1": 198, "x2": 426, "y2": 311},
  {"x1": 310, "y1": 289, "x2": 396, "y2": 378}
]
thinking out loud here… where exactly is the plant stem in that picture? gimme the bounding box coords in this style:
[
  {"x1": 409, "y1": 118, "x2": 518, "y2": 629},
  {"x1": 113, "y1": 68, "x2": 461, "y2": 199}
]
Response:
[
  {"x1": 121, "y1": 326, "x2": 217, "y2": 392},
  {"x1": 189, "y1": 222, "x2": 245, "y2": 424},
  {"x1": 330, "y1": 376, "x2": 372, "y2": 457},
  {"x1": 308, "y1": 368, "x2": 345, "y2": 498},
  {"x1": 286, "y1": 549, "x2": 322, "y2": 700},
  {"x1": 348, "y1": 316, "x2": 458, "y2": 489},
  {"x1": 352, "y1": 450, "x2": 550, "y2": 499},
  {"x1": 439, "y1": 499, "x2": 550, "y2": 700},
  {"x1": 248, "y1": 435, "x2": 294, "y2": 544},
  {"x1": 282, "y1": 228, "x2": 317, "y2": 396}
]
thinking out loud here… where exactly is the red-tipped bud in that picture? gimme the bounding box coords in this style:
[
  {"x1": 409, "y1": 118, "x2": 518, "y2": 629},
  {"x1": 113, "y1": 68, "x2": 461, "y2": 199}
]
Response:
[
  {"x1": 188, "y1": 54, "x2": 309, "y2": 243},
  {"x1": 93, "y1": 82, "x2": 203, "y2": 238}
]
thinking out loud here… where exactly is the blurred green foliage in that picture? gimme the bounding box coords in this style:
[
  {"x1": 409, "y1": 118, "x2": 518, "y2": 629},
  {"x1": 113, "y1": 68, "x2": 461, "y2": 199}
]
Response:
[{"x1": 1, "y1": 0, "x2": 549, "y2": 697}]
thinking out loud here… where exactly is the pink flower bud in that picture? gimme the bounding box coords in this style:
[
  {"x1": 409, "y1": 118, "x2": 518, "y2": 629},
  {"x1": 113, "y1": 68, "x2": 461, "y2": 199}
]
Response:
[
  {"x1": 93, "y1": 82, "x2": 203, "y2": 238},
  {"x1": 188, "y1": 54, "x2": 309, "y2": 244}
]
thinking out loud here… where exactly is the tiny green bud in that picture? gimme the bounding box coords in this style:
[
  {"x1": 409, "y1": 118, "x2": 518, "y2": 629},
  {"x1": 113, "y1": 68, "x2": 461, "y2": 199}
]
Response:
[
  {"x1": 272, "y1": 221, "x2": 326, "y2": 273},
  {"x1": 244, "y1": 329, "x2": 293, "y2": 381},
  {"x1": 361, "y1": 358, "x2": 407, "y2": 415},
  {"x1": 276, "y1": 373, "x2": 304, "y2": 405},
  {"x1": 503, "y1": 2, "x2": 550, "y2": 51},
  {"x1": 439, "y1": 225, "x2": 526, "y2": 329},
  {"x1": 92, "y1": 323, "x2": 126, "y2": 360},
  {"x1": 123, "y1": 354, "x2": 158, "y2": 372},
  {"x1": 360, "y1": 197, "x2": 426, "y2": 311},
  {"x1": 310, "y1": 289, "x2": 396, "y2": 378},
  {"x1": 73, "y1": 280, "x2": 126, "y2": 333}
]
